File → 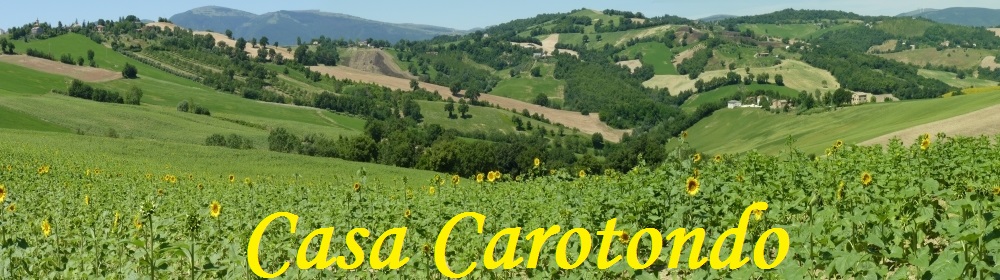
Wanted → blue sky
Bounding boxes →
[4,0,1000,30]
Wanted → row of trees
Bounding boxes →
[66,80,142,105]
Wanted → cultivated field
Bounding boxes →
[680,84,801,111]
[680,89,1000,154]
[981,56,1000,70]
[540,34,578,57]
[308,65,628,141]
[918,69,998,88]
[868,39,899,53]
[0,55,121,82]
[861,103,1000,146]
[619,42,678,75]
[990,28,1000,37]
[340,47,415,79]
[193,31,295,61]
[878,48,995,69]
[615,59,642,72]
[644,60,839,94]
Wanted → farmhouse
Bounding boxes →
[727,100,743,109]
[30,19,42,36]
[852,92,870,105]
[771,99,789,110]
[96,25,105,33]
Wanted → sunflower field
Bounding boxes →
[1,133,999,279]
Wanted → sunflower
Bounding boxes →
[487,171,497,183]
[992,186,1000,196]
[579,170,586,178]
[736,174,744,183]
[681,131,688,139]
[685,177,700,196]
[404,209,412,219]
[861,171,873,186]
[533,158,541,168]
[157,189,165,196]
[84,195,90,206]
[0,183,6,203]
[37,165,50,175]
[134,214,143,230]
[422,243,432,255]
[619,232,630,244]
[476,173,484,183]
[113,211,120,228]
[228,174,235,183]
[825,148,833,157]
[713,155,723,163]
[920,134,931,151]
[353,182,361,192]
[6,203,15,213]
[428,187,436,195]
[209,200,222,218]
[692,168,700,179]
[451,175,460,185]
[834,140,844,149]
[751,204,764,221]
[692,153,702,163]
[197,183,204,190]
[244,177,252,186]
[41,219,52,237]
[495,171,502,181]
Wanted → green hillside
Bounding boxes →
[918,69,998,88]
[619,42,678,75]
[679,90,1000,154]
[681,84,800,111]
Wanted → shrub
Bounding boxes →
[192,105,211,116]
[206,134,253,149]
[205,134,227,147]
[268,127,300,153]
[124,86,143,105]
[176,100,190,112]
[122,63,138,79]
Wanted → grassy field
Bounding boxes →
[739,23,856,40]
[874,19,938,37]
[918,69,998,88]
[0,104,70,133]
[490,77,565,103]
[706,44,787,71]
[679,90,1000,154]
[644,60,839,95]
[879,48,997,69]
[1,35,367,146]
[681,84,801,111]
[619,42,678,75]
[557,25,672,49]
[416,100,572,135]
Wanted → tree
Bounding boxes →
[582,35,590,44]
[259,36,269,48]
[513,116,524,131]
[410,79,419,91]
[591,133,605,149]
[533,93,550,107]
[445,98,455,119]
[268,127,300,153]
[458,99,470,119]
[87,49,95,62]
[296,37,302,46]
[225,29,233,39]
[774,74,784,86]
[121,63,138,79]
[236,38,247,51]
[465,88,481,102]
[251,37,258,48]
[449,82,461,96]
[124,86,143,105]
[530,66,542,77]
[76,56,84,66]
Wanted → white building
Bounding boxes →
[727,100,742,109]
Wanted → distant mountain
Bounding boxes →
[898,7,1000,27]
[170,6,467,45]
[699,15,738,22]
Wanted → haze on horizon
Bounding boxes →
[3,0,1000,31]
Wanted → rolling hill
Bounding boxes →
[170,6,467,44]
[898,7,1000,27]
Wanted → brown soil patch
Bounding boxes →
[308,65,628,142]
[630,18,647,24]
[540,34,579,58]
[981,56,1000,70]
[868,39,898,53]
[861,104,1000,146]
[616,60,642,73]
[194,31,295,61]
[673,44,705,66]
[989,28,1000,37]
[0,55,121,82]
[342,48,414,79]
